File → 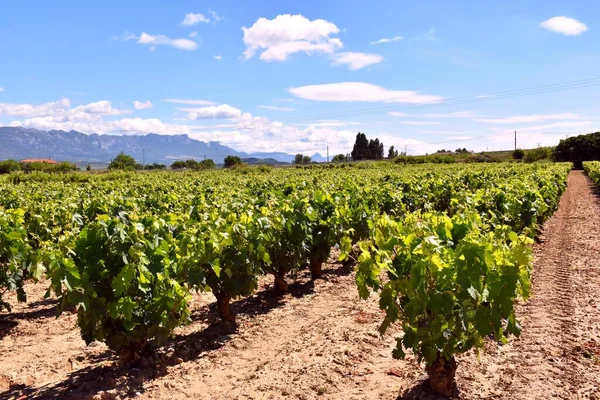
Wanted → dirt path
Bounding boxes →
[1,171,599,400]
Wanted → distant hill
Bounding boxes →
[0,127,320,165]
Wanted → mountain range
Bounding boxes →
[0,127,327,165]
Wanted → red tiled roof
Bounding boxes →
[21,159,59,164]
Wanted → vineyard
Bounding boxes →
[2,161,598,399]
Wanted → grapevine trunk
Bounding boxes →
[425,354,457,398]
[216,293,234,323]
[117,339,148,365]
[309,257,323,280]
[272,267,289,294]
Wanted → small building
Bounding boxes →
[20,158,59,164]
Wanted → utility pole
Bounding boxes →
[142,148,145,166]
[204,154,206,160]
[404,145,407,155]
[327,145,329,163]
[514,130,517,152]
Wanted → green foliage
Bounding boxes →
[223,155,242,167]
[354,163,569,380]
[554,132,600,168]
[22,161,78,173]
[0,161,570,364]
[170,159,215,170]
[584,161,600,184]
[394,154,457,164]
[523,147,553,163]
[351,132,384,160]
[356,213,533,364]
[332,154,346,162]
[513,149,525,160]
[0,160,22,174]
[142,163,167,170]
[0,209,43,312]
[171,160,187,169]
[294,154,312,164]
[109,152,137,171]
[48,213,190,354]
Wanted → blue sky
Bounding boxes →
[1,0,599,155]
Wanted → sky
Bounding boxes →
[1,0,599,156]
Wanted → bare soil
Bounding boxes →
[1,170,599,400]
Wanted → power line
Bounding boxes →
[394,131,589,147]
[279,77,600,122]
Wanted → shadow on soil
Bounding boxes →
[587,177,600,207]
[0,299,58,340]
[397,380,458,400]
[0,261,353,400]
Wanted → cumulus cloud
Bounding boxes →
[0,99,129,118]
[71,100,130,116]
[370,36,403,45]
[475,113,580,124]
[258,105,295,111]
[114,31,198,51]
[289,82,443,103]
[242,14,343,61]
[330,52,384,70]
[133,100,153,110]
[214,55,222,60]
[164,99,215,106]
[0,98,72,118]
[181,13,209,26]
[541,16,588,36]
[185,104,242,120]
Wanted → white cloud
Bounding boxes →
[541,16,588,36]
[0,87,4,92]
[133,100,153,110]
[115,32,198,51]
[186,104,242,120]
[0,99,129,119]
[10,98,588,156]
[501,121,593,132]
[330,52,384,70]
[423,28,439,41]
[305,120,359,127]
[181,13,209,26]
[214,55,222,60]
[258,105,295,111]
[189,31,198,38]
[209,9,224,23]
[389,112,409,117]
[289,82,443,103]
[424,111,475,118]
[397,121,443,125]
[476,113,580,124]
[242,14,343,61]
[0,98,71,118]
[71,100,129,116]
[370,36,403,45]
[165,99,215,106]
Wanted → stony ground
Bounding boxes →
[1,170,599,400]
